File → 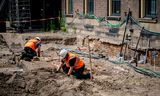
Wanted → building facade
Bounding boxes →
[62,0,160,21]
[62,0,160,31]
[61,0,160,64]
[61,0,160,49]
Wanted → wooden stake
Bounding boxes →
[87,36,92,78]
[124,43,128,60]
[133,27,144,66]
[120,8,130,56]
[126,42,129,60]
[154,57,156,71]
[144,38,150,64]
[153,49,157,71]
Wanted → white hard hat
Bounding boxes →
[59,49,68,59]
[35,37,41,41]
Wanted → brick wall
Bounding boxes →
[74,0,83,14]
[94,0,107,17]
[63,0,160,34]
[61,0,84,15]
[121,0,140,20]
[62,0,160,22]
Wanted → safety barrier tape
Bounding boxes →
[0,17,60,23]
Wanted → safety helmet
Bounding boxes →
[59,49,68,59]
[35,37,41,41]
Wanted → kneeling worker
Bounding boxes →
[57,49,93,79]
[21,37,41,61]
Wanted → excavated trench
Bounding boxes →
[0,33,160,96]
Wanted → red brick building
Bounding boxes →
[62,0,160,31]
[61,0,160,64]
[62,0,160,21]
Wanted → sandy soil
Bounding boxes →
[0,32,160,96]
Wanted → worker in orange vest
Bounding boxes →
[57,49,93,79]
[21,37,41,61]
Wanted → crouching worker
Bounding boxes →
[56,49,93,79]
[21,37,41,61]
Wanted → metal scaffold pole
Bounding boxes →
[0,0,5,12]
[42,0,45,31]
[15,0,20,29]
[9,0,31,30]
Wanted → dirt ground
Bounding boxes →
[0,32,160,96]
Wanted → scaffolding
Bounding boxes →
[9,0,31,30]
[0,0,5,12]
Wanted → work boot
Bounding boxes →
[90,73,93,80]
[32,57,40,61]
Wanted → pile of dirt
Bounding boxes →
[0,59,160,96]
[0,34,8,49]
[0,72,26,96]
[0,34,14,68]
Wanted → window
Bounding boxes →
[112,0,121,16]
[140,0,157,18]
[145,0,156,17]
[87,0,94,14]
[83,0,94,14]
[109,0,121,16]
[66,0,73,15]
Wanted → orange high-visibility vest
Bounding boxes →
[25,39,39,51]
[64,52,84,69]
